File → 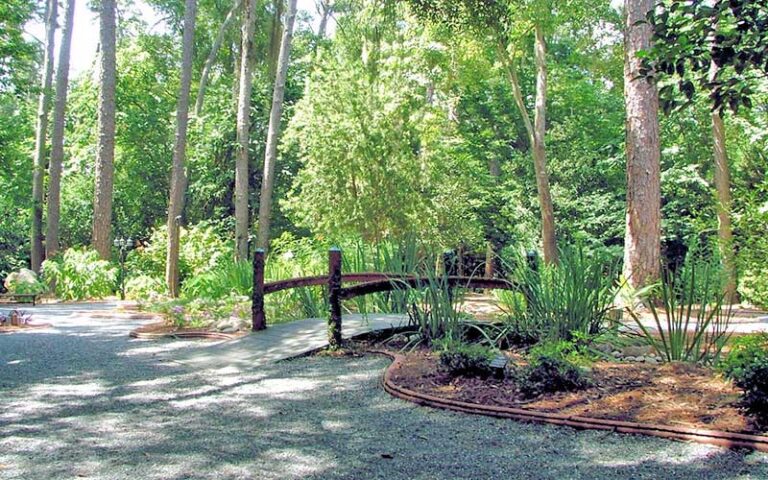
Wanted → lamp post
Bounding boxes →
[114,237,134,300]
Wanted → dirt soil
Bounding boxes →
[388,350,767,436]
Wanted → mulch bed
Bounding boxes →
[388,350,766,436]
[129,321,248,340]
[0,323,53,334]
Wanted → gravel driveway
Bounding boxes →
[1,308,767,479]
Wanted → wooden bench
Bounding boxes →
[0,293,40,306]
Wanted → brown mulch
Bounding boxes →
[388,350,766,436]
[129,321,248,340]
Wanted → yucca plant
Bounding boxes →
[627,260,732,365]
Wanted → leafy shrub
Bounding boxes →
[719,334,768,380]
[517,355,592,399]
[527,337,596,367]
[436,339,497,378]
[3,268,47,295]
[125,274,167,300]
[127,222,229,284]
[730,357,768,424]
[42,248,117,301]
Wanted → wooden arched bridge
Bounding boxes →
[251,247,517,348]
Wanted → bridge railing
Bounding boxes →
[252,247,517,348]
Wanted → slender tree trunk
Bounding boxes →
[711,109,737,302]
[165,0,197,297]
[255,0,297,250]
[267,0,285,81]
[317,0,331,39]
[46,0,76,260]
[497,27,557,265]
[195,0,242,117]
[234,0,258,261]
[622,0,661,288]
[30,0,57,272]
[533,24,557,264]
[92,0,117,260]
[485,158,501,279]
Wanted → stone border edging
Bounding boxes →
[375,351,768,453]
[129,322,240,341]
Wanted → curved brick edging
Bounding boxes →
[375,351,768,453]
[129,322,240,341]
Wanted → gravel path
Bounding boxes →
[1,311,768,479]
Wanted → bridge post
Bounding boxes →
[328,247,343,349]
[252,248,266,331]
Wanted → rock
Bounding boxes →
[644,356,659,364]
[611,351,622,357]
[621,345,654,357]
[594,343,613,354]
[221,326,239,334]
[624,356,637,362]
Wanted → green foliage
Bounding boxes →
[719,334,768,380]
[125,274,167,300]
[127,222,229,284]
[627,258,732,365]
[42,248,117,301]
[436,339,497,378]
[3,269,47,295]
[516,354,592,399]
[182,260,252,299]
[500,245,618,345]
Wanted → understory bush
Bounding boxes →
[436,339,497,378]
[42,248,117,300]
[516,355,592,399]
[719,334,768,422]
[3,269,47,295]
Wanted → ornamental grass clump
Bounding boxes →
[627,259,732,365]
[498,245,617,346]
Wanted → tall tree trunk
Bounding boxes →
[533,24,557,265]
[92,0,117,260]
[622,0,661,288]
[165,0,197,297]
[317,0,331,39]
[234,0,258,261]
[255,0,297,250]
[496,26,557,265]
[46,0,76,260]
[195,0,242,117]
[711,109,737,302]
[30,0,57,272]
[267,0,285,81]
[485,158,501,279]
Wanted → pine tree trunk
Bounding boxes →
[166,0,198,297]
[234,0,257,261]
[30,0,57,272]
[711,110,737,303]
[255,0,297,250]
[317,0,331,39]
[533,24,558,265]
[622,0,661,288]
[46,0,76,260]
[92,0,117,260]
